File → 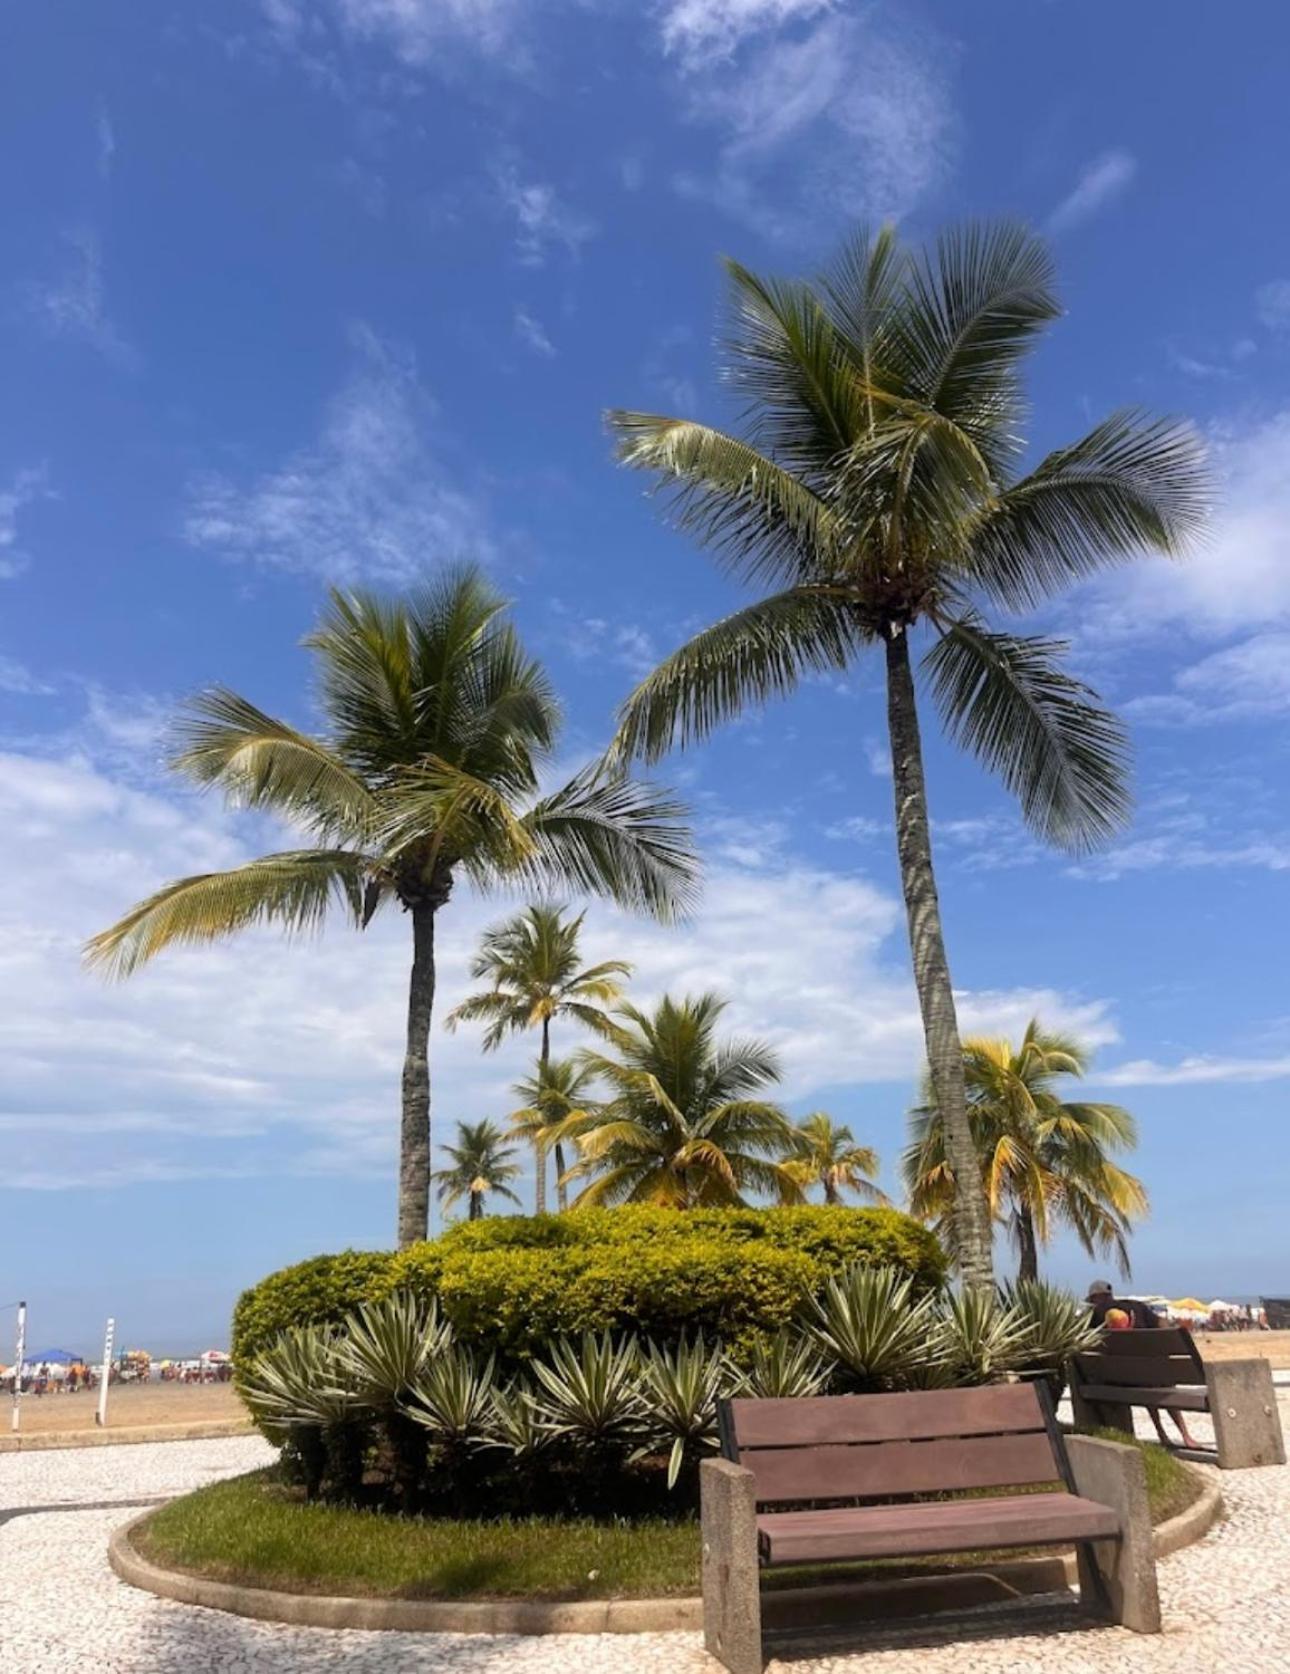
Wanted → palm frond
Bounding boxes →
[84,849,372,978]
[925,617,1131,852]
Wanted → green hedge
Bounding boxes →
[232,1206,945,1371]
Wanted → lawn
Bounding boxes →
[136,1438,1202,1604]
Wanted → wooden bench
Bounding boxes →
[1071,1328,1285,1470]
[700,1384,1159,1673]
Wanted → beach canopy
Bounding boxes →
[25,1348,79,1365]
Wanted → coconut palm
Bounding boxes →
[509,1056,602,1214]
[789,1111,889,1206]
[559,992,804,1208]
[604,224,1206,1285]
[85,568,696,1247]
[433,1118,523,1221]
[903,1019,1148,1282]
[447,904,629,1210]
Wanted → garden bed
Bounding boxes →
[133,1439,1204,1605]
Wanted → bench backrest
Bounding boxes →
[718,1384,1066,1510]
[1072,1327,1205,1392]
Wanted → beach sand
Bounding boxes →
[6,1378,248,1437]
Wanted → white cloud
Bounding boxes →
[266,0,524,65]
[561,614,659,677]
[675,10,954,239]
[96,104,116,179]
[184,325,488,583]
[0,466,50,580]
[513,305,556,357]
[25,230,138,370]
[0,731,1117,1194]
[1096,1054,1290,1088]
[0,656,54,696]
[659,0,833,68]
[495,163,596,266]
[1046,149,1136,234]
[1126,633,1290,725]
[1255,279,1290,333]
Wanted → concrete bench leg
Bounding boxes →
[1067,1434,1161,1633]
[1205,1358,1287,1469]
[700,1458,763,1674]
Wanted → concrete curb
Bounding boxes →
[108,1465,1223,1638]
[0,1420,254,1454]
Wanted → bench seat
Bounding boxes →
[1077,1382,1209,1412]
[757,1490,1121,1565]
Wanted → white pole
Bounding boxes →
[10,1300,26,1433]
[96,1317,115,1428]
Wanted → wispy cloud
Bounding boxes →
[659,0,834,69]
[513,305,556,357]
[1125,632,1290,726]
[25,231,138,370]
[96,104,116,179]
[495,161,596,266]
[1255,279,1290,333]
[1096,1054,1290,1087]
[0,466,51,580]
[1047,149,1136,234]
[184,324,488,583]
[0,656,54,696]
[265,0,526,66]
[674,9,955,240]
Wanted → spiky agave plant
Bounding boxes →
[1002,1277,1102,1390]
[738,1328,833,1400]
[805,1264,941,1391]
[531,1331,643,1448]
[635,1334,729,1489]
[932,1287,1034,1386]
[335,1291,450,1509]
[486,1379,554,1462]
[403,1344,498,1511]
[240,1325,364,1499]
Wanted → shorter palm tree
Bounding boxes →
[433,1119,523,1222]
[509,1057,601,1214]
[559,993,804,1208]
[904,1019,1147,1281]
[788,1112,889,1206]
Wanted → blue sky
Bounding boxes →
[3,1,1289,1353]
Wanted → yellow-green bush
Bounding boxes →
[232,1205,944,1375]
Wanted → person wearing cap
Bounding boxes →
[1086,1280,1200,1449]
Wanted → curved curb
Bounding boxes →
[0,1420,254,1454]
[109,1465,1222,1638]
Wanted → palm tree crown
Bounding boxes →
[447,903,629,1213]
[605,223,1206,1284]
[508,1055,601,1216]
[903,1018,1147,1281]
[86,567,696,1246]
[559,992,804,1209]
[789,1112,889,1207]
[432,1118,522,1221]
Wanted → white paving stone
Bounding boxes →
[0,1397,1287,1673]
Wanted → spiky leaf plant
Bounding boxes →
[738,1328,833,1400]
[932,1287,1034,1386]
[530,1331,643,1448]
[636,1334,729,1489]
[805,1263,940,1390]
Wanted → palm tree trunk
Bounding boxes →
[543,1016,569,1213]
[824,1176,840,1207]
[397,901,437,1249]
[884,624,994,1290]
[1015,1207,1039,1283]
[470,1190,482,1221]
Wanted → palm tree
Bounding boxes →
[85,568,696,1248]
[446,904,629,1210]
[559,992,804,1208]
[903,1018,1148,1282]
[509,1056,601,1215]
[604,224,1206,1287]
[789,1111,889,1207]
[432,1118,522,1221]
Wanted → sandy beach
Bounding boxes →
[5,1379,249,1438]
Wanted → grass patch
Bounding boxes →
[138,1436,1203,1604]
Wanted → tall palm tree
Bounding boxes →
[558,992,804,1208]
[789,1111,889,1207]
[85,568,696,1248]
[604,223,1206,1286]
[509,1056,601,1215]
[432,1118,522,1221]
[903,1018,1148,1281]
[446,903,629,1209]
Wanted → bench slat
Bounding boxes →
[1074,1353,1200,1388]
[757,1491,1120,1565]
[726,1384,1044,1450]
[1097,1328,1195,1358]
[1077,1383,1209,1412]
[740,1429,1059,1505]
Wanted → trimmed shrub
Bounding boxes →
[232,1206,945,1377]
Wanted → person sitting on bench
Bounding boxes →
[1087,1280,1200,1450]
